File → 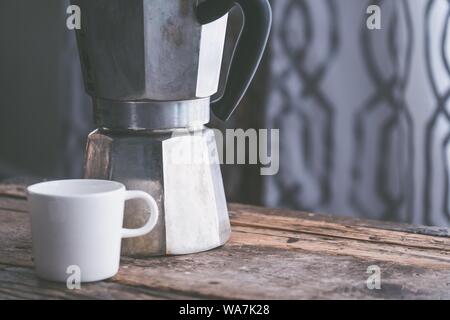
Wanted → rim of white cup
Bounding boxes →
[27,179,125,198]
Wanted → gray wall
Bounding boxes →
[0,0,91,179]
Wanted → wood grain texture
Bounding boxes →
[0,184,27,199]
[1,183,450,300]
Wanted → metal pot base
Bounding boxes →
[84,127,231,256]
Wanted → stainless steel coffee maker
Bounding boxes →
[72,0,272,256]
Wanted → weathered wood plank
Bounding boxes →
[3,202,450,270]
[230,210,450,252]
[1,182,450,299]
[114,247,450,300]
[1,200,450,299]
[0,184,27,199]
[230,204,450,237]
[231,226,450,270]
[0,209,33,267]
[2,182,448,237]
[3,247,449,300]
[0,196,27,213]
[0,264,204,300]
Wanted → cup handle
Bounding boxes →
[121,191,159,239]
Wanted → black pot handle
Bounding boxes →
[196,0,272,121]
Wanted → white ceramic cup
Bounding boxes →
[27,179,159,283]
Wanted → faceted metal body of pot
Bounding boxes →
[73,0,228,102]
[84,127,231,256]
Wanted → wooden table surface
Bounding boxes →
[1,181,450,300]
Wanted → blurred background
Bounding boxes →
[1,0,450,227]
